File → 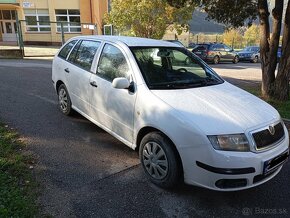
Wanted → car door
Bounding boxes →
[89,42,136,143]
[216,44,226,61]
[224,45,235,61]
[65,40,101,114]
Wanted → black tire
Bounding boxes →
[139,132,182,188]
[233,55,239,64]
[251,56,258,63]
[57,84,73,116]
[213,55,220,64]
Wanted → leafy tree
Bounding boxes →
[167,0,290,101]
[104,0,196,39]
[244,24,260,46]
[222,29,243,48]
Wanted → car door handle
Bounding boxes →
[64,68,70,73]
[90,81,98,88]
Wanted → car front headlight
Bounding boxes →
[207,134,250,152]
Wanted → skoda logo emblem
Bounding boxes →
[269,125,275,135]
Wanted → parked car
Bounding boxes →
[52,36,289,191]
[165,40,185,47]
[192,43,239,64]
[277,46,282,61]
[188,42,196,48]
[238,46,260,63]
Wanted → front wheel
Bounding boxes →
[233,55,239,64]
[139,132,182,188]
[58,84,73,116]
[213,55,220,64]
[251,56,258,63]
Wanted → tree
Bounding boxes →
[167,0,290,101]
[222,29,243,49]
[244,24,260,46]
[104,0,196,39]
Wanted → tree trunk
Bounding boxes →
[274,1,290,101]
[258,0,272,98]
[259,0,284,99]
[268,0,283,83]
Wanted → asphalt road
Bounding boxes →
[0,59,289,218]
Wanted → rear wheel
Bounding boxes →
[139,132,182,188]
[58,84,73,116]
[233,55,239,64]
[213,55,220,64]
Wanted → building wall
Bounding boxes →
[80,0,93,35]
[1,0,108,44]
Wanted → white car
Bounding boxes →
[52,36,289,191]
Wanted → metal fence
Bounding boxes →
[190,33,259,49]
[16,20,97,57]
[7,21,260,58]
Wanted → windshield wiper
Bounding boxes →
[149,80,207,89]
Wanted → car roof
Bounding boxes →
[70,35,182,47]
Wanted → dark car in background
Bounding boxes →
[238,46,260,63]
[188,42,196,48]
[192,43,239,64]
[277,46,282,61]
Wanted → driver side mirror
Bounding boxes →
[112,77,130,89]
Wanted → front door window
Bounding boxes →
[97,44,131,82]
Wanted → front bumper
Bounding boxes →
[179,127,289,191]
[238,55,254,61]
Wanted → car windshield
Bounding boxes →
[243,47,259,52]
[131,47,224,90]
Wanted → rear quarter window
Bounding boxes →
[58,40,77,59]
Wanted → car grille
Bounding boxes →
[252,123,285,150]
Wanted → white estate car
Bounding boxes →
[52,36,289,191]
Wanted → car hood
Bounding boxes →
[150,82,280,135]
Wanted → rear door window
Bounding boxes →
[68,40,101,71]
[58,40,77,59]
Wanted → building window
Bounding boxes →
[24,9,51,32]
[55,10,81,33]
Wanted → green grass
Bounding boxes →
[0,124,38,217]
[241,86,290,119]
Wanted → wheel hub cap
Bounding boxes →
[142,142,168,180]
[59,89,68,111]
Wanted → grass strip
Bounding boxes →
[0,124,38,217]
